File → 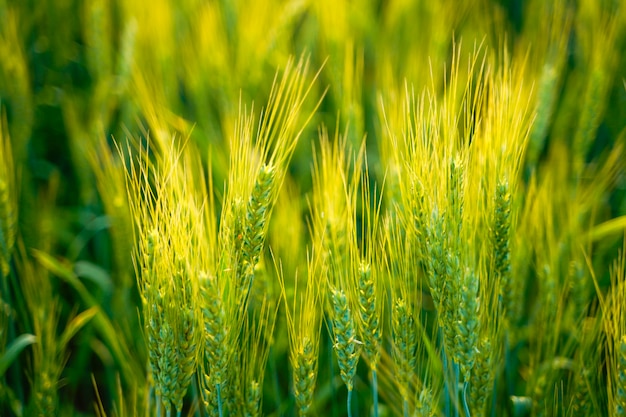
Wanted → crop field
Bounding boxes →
[1,0,626,416]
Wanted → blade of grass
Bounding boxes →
[31,249,142,386]
[0,333,36,377]
[59,307,98,350]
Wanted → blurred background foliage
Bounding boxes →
[0,0,625,416]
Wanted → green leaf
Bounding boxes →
[0,333,37,377]
[74,260,113,295]
[59,307,98,350]
[32,249,143,386]
[587,216,626,242]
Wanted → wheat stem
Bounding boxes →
[372,369,379,417]
[156,395,161,417]
[216,383,223,417]
[347,388,354,417]
[463,382,471,417]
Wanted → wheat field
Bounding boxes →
[1,0,626,416]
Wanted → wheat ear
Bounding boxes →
[392,297,417,416]
[239,164,275,296]
[293,336,317,416]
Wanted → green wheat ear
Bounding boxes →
[456,268,480,382]
[245,379,261,417]
[357,262,381,369]
[200,272,229,408]
[492,181,517,323]
[172,259,200,414]
[293,336,317,416]
[469,336,495,417]
[414,387,436,417]
[392,297,417,403]
[240,163,275,293]
[331,288,361,392]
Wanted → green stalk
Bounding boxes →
[329,335,337,417]
[463,382,471,417]
[454,362,460,417]
[441,331,451,417]
[348,389,353,417]
[217,382,224,417]
[372,369,379,417]
[491,374,498,417]
[193,373,204,417]
[403,398,409,417]
[156,394,161,417]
